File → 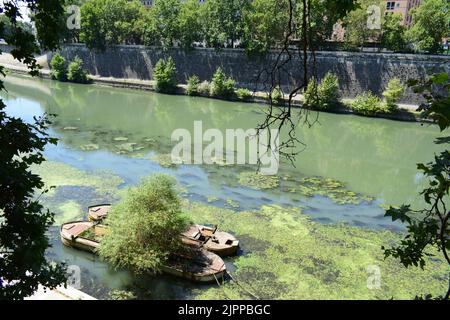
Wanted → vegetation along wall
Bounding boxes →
[52,44,449,103]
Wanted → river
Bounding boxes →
[2,74,447,299]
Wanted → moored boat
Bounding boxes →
[181,225,239,257]
[60,221,226,283]
[60,221,100,253]
[87,204,239,256]
[88,204,111,222]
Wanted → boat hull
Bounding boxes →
[60,221,226,283]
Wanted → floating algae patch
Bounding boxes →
[226,198,240,209]
[52,200,83,226]
[238,172,280,190]
[184,202,448,300]
[31,161,124,197]
[281,175,374,205]
[150,153,178,168]
[80,144,100,151]
[31,161,124,225]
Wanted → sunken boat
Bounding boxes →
[87,204,239,256]
[60,221,226,283]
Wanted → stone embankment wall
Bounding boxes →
[2,43,448,103]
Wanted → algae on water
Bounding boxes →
[238,171,280,190]
[185,202,447,300]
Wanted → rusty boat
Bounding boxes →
[87,204,239,256]
[60,221,226,283]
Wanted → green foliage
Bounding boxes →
[409,72,450,131]
[381,13,407,52]
[305,73,340,110]
[80,0,148,51]
[210,67,235,98]
[177,0,202,49]
[0,0,67,300]
[406,0,450,54]
[201,0,249,49]
[382,78,404,112]
[50,53,67,81]
[350,92,385,116]
[186,75,200,96]
[271,86,283,104]
[153,57,178,94]
[242,0,290,56]
[236,88,252,101]
[198,81,211,96]
[67,56,89,84]
[149,0,181,48]
[383,73,450,299]
[342,0,382,49]
[98,174,190,274]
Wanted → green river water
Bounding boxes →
[2,74,448,299]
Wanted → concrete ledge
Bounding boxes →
[25,285,96,300]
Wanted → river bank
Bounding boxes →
[1,61,426,123]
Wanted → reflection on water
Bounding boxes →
[2,74,446,299]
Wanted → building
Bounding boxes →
[385,0,422,27]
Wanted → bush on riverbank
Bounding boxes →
[271,86,283,104]
[98,174,190,274]
[305,73,340,110]
[67,56,89,84]
[210,68,235,98]
[50,54,67,81]
[154,57,178,94]
[382,78,405,112]
[350,92,386,115]
[198,80,211,96]
[186,75,200,96]
[236,88,252,101]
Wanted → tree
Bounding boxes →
[98,175,190,274]
[67,56,89,83]
[241,0,290,56]
[382,73,450,299]
[406,0,450,54]
[50,53,67,81]
[177,0,202,50]
[382,78,404,111]
[255,0,357,162]
[0,1,66,299]
[201,0,250,49]
[304,72,340,110]
[149,0,181,48]
[210,67,235,98]
[342,0,384,50]
[80,0,147,51]
[381,13,406,52]
[153,57,178,93]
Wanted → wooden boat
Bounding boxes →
[60,221,100,253]
[181,225,239,257]
[88,204,111,222]
[60,221,226,283]
[87,204,239,256]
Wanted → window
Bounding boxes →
[386,1,396,10]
